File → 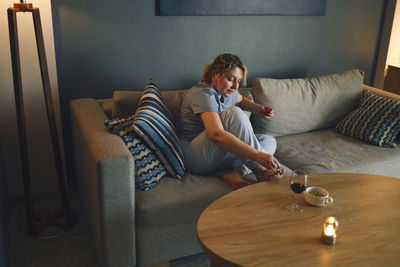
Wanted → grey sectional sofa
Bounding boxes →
[70,70,400,267]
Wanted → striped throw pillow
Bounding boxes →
[335,91,400,148]
[132,81,185,178]
[105,117,167,191]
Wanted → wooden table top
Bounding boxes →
[197,173,400,267]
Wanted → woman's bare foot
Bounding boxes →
[221,167,250,189]
[254,166,285,182]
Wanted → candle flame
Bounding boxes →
[324,225,335,236]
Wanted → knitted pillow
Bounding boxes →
[335,91,400,148]
[105,117,167,191]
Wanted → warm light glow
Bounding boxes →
[321,216,339,245]
[324,225,335,236]
[327,217,336,224]
[322,216,338,236]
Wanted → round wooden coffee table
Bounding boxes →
[197,173,400,266]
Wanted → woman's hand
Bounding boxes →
[256,151,281,170]
[236,95,274,119]
[259,106,274,119]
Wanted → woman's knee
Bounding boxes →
[256,134,277,155]
[220,106,249,126]
[220,106,256,140]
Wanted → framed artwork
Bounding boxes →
[159,0,327,16]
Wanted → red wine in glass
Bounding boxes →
[290,183,306,194]
[287,170,308,212]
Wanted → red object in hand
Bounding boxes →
[264,107,273,117]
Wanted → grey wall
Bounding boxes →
[51,0,386,179]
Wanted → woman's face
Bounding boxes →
[212,67,243,98]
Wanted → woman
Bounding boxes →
[177,53,284,189]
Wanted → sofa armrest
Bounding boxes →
[363,85,400,101]
[70,98,136,267]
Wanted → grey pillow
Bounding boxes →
[251,69,364,137]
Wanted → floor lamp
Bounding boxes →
[7,0,73,236]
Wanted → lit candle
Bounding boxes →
[324,224,334,236]
[321,216,338,245]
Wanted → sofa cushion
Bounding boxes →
[251,69,364,137]
[275,129,400,178]
[104,116,167,190]
[135,162,292,228]
[335,91,400,148]
[112,91,142,119]
[135,173,232,228]
[158,90,188,122]
[132,81,185,178]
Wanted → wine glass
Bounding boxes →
[287,169,307,212]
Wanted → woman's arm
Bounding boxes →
[200,111,279,170]
[236,94,274,118]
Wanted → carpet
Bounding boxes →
[7,193,210,267]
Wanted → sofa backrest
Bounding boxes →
[97,71,397,138]
[110,87,253,121]
[250,69,365,137]
[111,90,188,120]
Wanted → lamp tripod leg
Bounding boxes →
[7,8,36,236]
[32,8,73,231]
[8,6,74,236]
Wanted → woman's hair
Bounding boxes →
[201,53,247,87]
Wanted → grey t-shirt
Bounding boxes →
[177,82,238,142]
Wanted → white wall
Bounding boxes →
[387,1,400,67]
[0,0,65,197]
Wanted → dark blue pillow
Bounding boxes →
[335,91,400,148]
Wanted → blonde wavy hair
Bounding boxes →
[201,53,247,87]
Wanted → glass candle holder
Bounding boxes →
[321,216,339,245]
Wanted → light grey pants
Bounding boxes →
[182,106,277,176]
